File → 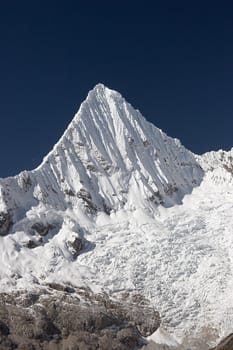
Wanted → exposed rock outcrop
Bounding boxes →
[68,237,84,258]
[31,222,54,236]
[77,189,97,214]
[0,288,159,349]
[0,211,11,236]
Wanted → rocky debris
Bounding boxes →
[0,288,156,349]
[0,211,12,236]
[210,333,233,350]
[95,292,160,338]
[31,222,55,236]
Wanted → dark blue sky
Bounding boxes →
[0,1,232,177]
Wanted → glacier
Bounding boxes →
[0,83,233,346]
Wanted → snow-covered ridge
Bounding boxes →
[0,84,233,347]
[0,84,203,226]
[196,148,233,186]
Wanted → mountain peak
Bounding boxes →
[31,84,203,217]
[1,86,232,345]
[92,82,108,92]
[88,83,106,98]
[71,83,129,132]
[91,83,119,95]
[85,83,124,107]
[0,84,203,224]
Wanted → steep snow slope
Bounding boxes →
[0,84,203,221]
[0,84,232,345]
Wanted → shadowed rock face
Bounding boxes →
[68,237,84,258]
[0,211,11,236]
[31,222,55,236]
[0,288,160,350]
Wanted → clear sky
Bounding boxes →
[0,1,232,177]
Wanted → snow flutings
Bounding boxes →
[0,84,233,346]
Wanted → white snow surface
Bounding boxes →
[0,84,233,345]
[148,327,180,347]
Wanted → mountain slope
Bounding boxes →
[0,84,203,224]
[0,84,232,346]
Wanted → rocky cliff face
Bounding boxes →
[0,287,160,350]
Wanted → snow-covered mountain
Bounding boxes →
[0,84,232,347]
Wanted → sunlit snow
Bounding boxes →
[0,84,233,345]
